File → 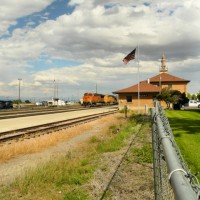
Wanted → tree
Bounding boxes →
[197,92,200,101]
[187,92,191,100]
[191,94,197,100]
[179,92,189,104]
[25,100,31,103]
[156,87,188,109]
[156,88,173,108]
[13,99,22,104]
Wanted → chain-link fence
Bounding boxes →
[151,101,200,200]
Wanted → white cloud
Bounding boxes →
[0,0,54,35]
[68,0,86,6]
[0,0,200,100]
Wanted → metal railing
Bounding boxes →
[151,101,200,200]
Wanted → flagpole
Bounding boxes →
[122,47,138,112]
[137,45,140,114]
[159,76,162,94]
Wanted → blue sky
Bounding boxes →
[0,0,200,101]
[7,0,74,34]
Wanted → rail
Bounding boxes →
[0,110,117,144]
[151,101,200,200]
[0,105,118,120]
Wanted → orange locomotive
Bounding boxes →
[82,92,117,106]
[82,92,105,106]
[104,95,117,105]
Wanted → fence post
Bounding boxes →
[151,108,160,200]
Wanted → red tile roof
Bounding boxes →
[150,73,190,83]
[113,72,190,94]
[113,80,160,94]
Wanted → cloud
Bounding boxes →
[0,0,54,36]
[0,0,200,101]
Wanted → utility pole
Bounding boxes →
[53,79,56,100]
[18,78,22,109]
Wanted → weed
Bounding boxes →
[63,188,90,200]
[132,144,152,164]
[89,136,101,143]
[96,129,131,153]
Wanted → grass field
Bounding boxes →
[165,109,200,179]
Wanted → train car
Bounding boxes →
[104,95,117,105]
[82,92,105,106]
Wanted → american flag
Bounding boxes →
[123,48,136,64]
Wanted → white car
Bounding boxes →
[35,102,42,106]
[188,100,200,108]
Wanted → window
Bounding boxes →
[126,96,132,102]
[141,94,148,97]
[168,84,172,89]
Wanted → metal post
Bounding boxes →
[159,75,162,94]
[151,108,160,200]
[53,79,56,100]
[137,45,140,114]
[18,78,22,108]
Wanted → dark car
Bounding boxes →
[0,101,6,109]
[5,101,13,109]
[0,100,13,109]
[42,101,48,106]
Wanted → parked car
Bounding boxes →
[42,101,48,106]
[0,100,13,109]
[0,101,5,109]
[35,102,42,106]
[188,100,200,108]
[5,101,13,108]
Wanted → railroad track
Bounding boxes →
[0,105,118,120]
[0,110,118,144]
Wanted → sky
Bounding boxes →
[0,0,199,102]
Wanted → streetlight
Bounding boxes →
[18,78,22,108]
[53,79,56,100]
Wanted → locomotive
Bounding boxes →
[82,92,117,106]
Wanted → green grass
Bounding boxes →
[165,109,200,178]
[63,189,89,200]
[132,144,152,164]
[96,126,134,153]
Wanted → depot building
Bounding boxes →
[113,54,190,112]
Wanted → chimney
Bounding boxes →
[147,78,150,84]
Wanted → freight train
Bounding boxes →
[81,92,117,107]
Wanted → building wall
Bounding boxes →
[118,93,155,113]
[156,82,187,93]
[171,83,187,93]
